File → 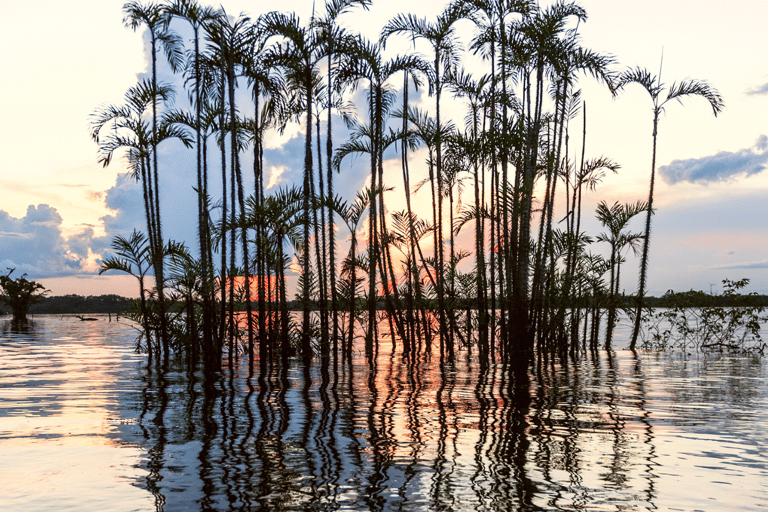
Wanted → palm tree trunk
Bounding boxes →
[228,61,255,367]
[434,49,450,360]
[147,31,169,362]
[302,72,314,363]
[499,18,512,349]
[630,110,659,350]
[191,24,213,366]
[347,235,358,362]
[366,89,378,355]
[326,52,339,354]
[219,84,228,352]
[315,114,329,358]
[254,85,268,375]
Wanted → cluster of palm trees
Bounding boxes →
[91,0,722,371]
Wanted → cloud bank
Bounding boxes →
[0,205,93,279]
[659,135,768,184]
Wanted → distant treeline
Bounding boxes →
[2,291,765,317]
[0,294,134,315]
[644,290,768,308]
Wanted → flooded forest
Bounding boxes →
[90,0,729,378]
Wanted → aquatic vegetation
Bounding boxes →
[92,0,734,372]
[642,278,767,355]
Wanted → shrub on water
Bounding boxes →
[642,278,767,355]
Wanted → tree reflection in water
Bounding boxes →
[133,344,660,511]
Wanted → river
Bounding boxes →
[1,315,767,511]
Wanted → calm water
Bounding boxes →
[1,315,767,511]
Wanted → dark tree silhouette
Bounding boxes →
[0,270,49,322]
[617,65,723,350]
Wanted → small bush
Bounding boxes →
[642,279,767,354]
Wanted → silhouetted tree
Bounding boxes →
[617,65,723,349]
[0,269,48,322]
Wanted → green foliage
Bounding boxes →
[0,269,49,322]
[642,279,767,355]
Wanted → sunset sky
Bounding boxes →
[1,0,767,297]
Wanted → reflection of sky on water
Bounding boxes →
[1,316,767,510]
[0,316,154,511]
[1,443,152,512]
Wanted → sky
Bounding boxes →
[1,0,767,298]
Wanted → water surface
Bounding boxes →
[1,315,767,511]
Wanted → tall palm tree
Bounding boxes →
[542,45,613,275]
[91,80,192,361]
[260,10,323,362]
[312,0,371,353]
[447,70,491,349]
[162,101,223,361]
[99,230,155,361]
[380,1,470,360]
[394,69,431,352]
[617,65,723,349]
[205,10,257,363]
[469,0,531,345]
[123,1,184,358]
[91,80,170,239]
[506,1,588,345]
[242,33,286,368]
[162,0,221,368]
[336,35,429,352]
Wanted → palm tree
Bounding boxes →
[162,101,224,358]
[91,80,192,361]
[617,65,723,349]
[531,33,614,338]
[333,120,408,354]
[397,105,446,287]
[394,69,432,353]
[505,1,588,345]
[241,35,286,368]
[123,1,184,358]
[205,10,258,363]
[447,69,491,348]
[468,0,531,345]
[312,0,372,348]
[381,1,471,360]
[100,230,152,350]
[241,186,304,367]
[162,0,221,368]
[260,10,324,363]
[335,35,429,352]
[578,251,610,348]
[164,241,206,360]
[595,200,646,348]
[324,188,377,360]
[398,106,454,354]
